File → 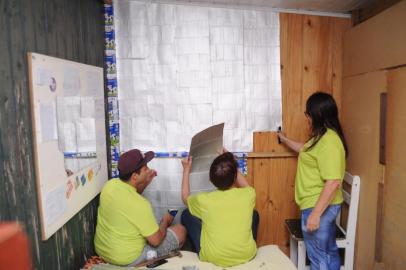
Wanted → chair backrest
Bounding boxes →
[336,172,361,242]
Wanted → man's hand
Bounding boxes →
[181,156,192,174]
[148,213,173,247]
[161,213,174,226]
[146,169,157,184]
[306,211,321,232]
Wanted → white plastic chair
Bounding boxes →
[286,172,361,270]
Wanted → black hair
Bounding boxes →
[209,152,238,190]
[119,167,142,182]
[305,92,348,156]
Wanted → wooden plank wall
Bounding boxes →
[247,133,297,253]
[280,13,350,142]
[343,0,406,77]
[351,0,401,26]
[0,0,104,269]
[247,13,350,253]
[341,71,386,270]
[342,2,406,269]
[382,68,406,270]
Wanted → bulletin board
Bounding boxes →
[27,52,108,240]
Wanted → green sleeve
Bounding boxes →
[132,201,159,237]
[317,136,345,181]
[187,193,204,219]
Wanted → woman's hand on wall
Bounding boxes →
[181,156,193,206]
[277,131,304,153]
[181,156,193,174]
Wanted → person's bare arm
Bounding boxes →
[306,179,341,231]
[235,170,249,188]
[181,156,192,206]
[146,213,173,247]
[277,132,304,153]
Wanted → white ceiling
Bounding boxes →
[152,0,375,16]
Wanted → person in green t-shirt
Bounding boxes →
[94,149,186,266]
[180,151,259,267]
[277,92,348,270]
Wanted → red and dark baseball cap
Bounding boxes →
[118,149,154,176]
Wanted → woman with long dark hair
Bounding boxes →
[278,92,347,270]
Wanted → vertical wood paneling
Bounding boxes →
[330,18,348,111]
[249,13,350,254]
[342,71,386,270]
[280,13,349,142]
[250,132,297,253]
[343,0,406,77]
[302,15,332,102]
[32,1,47,53]
[382,67,406,270]
[267,158,297,252]
[342,4,406,269]
[280,14,305,141]
[0,0,11,224]
[252,157,271,246]
[351,0,401,25]
[0,0,104,269]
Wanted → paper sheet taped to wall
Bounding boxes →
[189,123,224,193]
[115,1,282,152]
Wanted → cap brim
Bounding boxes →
[136,151,154,170]
[144,151,154,163]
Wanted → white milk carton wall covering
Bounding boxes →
[113,0,281,219]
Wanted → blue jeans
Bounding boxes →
[181,209,259,254]
[301,204,341,270]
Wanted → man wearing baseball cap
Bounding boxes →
[94,149,186,266]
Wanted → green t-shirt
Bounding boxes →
[295,128,345,210]
[187,187,257,267]
[94,179,159,265]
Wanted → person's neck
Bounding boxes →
[135,180,149,194]
[130,178,146,194]
[123,178,137,190]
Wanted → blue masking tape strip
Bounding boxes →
[64,152,97,158]
[152,151,247,174]
[153,152,189,158]
[104,3,119,178]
